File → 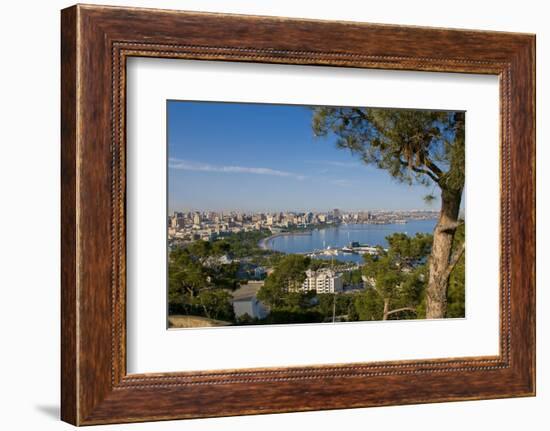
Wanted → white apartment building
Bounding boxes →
[300,269,343,294]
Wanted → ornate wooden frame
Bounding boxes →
[61,4,535,425]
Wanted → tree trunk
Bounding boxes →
[426,187,462,319]
[382,298,390,321]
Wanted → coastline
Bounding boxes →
[258,219,438,252]
[258,231,312,250]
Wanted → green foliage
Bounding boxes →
[342,269,363,285]
[447,222,465,318]
[263,308,324,325]
[185,240,212,260]
[168,249,210,301]
[309,259,330,270]
[218,229,273,259]
[257,254,311,308]
[168,231,275,321]
[235,313,255,325]
[423,194,437,205]
[212,261,241,290]
[315,293,355,319]
[211,240,231,256]
[316,293,336,317]
[386,232,432,264]
[256,255,359,324]
[284,290,316,309]
[416,298,427,319]
[312,107,465,191]
[363,257,403,300]
[196,289,235,321]
[399,266,427,305]
[359,232,432,319]
[353,289,385,321]
[414,223,465,319]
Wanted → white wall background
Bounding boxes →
[0,0,546,429]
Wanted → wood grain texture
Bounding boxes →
[60,4,536,425]
[60,5,78,425]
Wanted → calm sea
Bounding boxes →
[265,220,437,263]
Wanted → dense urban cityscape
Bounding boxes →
[168,209,439,244]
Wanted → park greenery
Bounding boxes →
[168,230,278,316]
[168,226,465,327]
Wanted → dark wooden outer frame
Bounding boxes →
[61,4,535,426]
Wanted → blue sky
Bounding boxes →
[167,101,442,213]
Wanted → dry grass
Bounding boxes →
[168,315,232,329]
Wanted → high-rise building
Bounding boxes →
[170,215,178,228]
[296,269,343,294]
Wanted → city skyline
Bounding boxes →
[168,208,440,254]
[168,101,447,213]
[169,208,441,214]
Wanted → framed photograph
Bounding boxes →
[61,4,535,425]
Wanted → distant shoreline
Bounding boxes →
[258,219,438,252]
[258,231,312,250]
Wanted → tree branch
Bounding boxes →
[397,158,440,183]
[424,157,444,178]
[184,285,195,297]
[412,165,440,183]
[351,107,369,121]
[444,241,465,280]
[436,221,461,233]
[385,307,417,317]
